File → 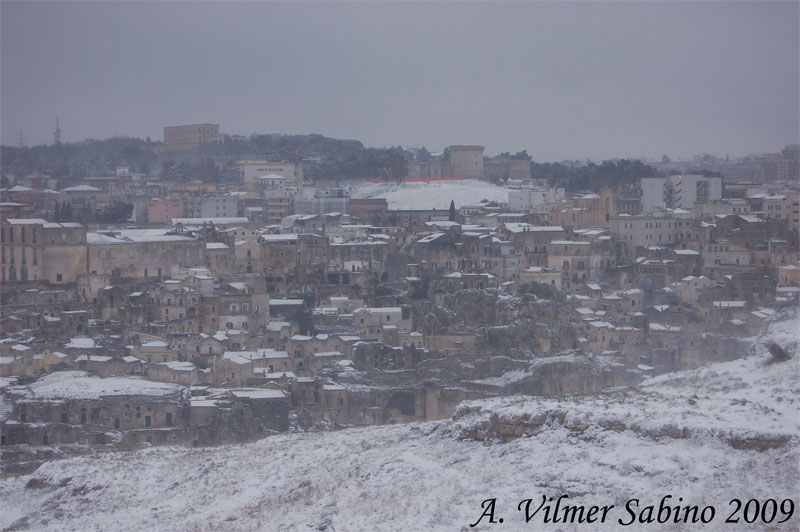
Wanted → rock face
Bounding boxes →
[504,353,640,396]
[450,404,794,453]
[441,313,800,456]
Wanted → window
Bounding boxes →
[145,416,151,427]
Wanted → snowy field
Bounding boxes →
[1,311,798,531]
[348,179,509,210]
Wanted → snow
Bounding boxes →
[171,217,249,225]
[141,340,168,348]
[417,232,445,243]
[713,301,747,308]
[230,389,286,399]
[350,179,509,210]
[5,217,48,224]
[74,355,112,362]
[6,371,184,401]
[158,361,196,371]
[1,312,798,531]
[64,337,96,349]
[60,184,100,192]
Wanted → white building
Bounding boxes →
[610,211,696,256]
[640,175,722,214]
[238,160,303,186]
[507,187,565,211]
[640,177,667,214]
[353,307,412,339]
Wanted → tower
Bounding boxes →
[54,118,61,145]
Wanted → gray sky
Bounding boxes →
[1,1,798,161]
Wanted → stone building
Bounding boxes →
[0,219,87,283]
[163,123,220,150]
[449,145,484,178]
[2,371,189,447]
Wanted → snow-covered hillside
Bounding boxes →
[2,311,798,532]
[348,179,509,210]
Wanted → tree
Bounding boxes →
[92,201,133,224]
[197,158,221,183]
[61,201,73,221]
[449,199,456,221]
[290,308,316,336]
[697,169,723,177]
[54,202,61,222]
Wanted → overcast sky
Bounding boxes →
[1,1,798,161]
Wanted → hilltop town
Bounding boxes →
[1,127,798,470]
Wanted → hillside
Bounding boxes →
[0,134,408,186]
[1,311,797,532]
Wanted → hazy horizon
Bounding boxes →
[2,1,798,161]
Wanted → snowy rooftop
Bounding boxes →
[350,178,509,210]
[61,184,101,192]
[713,301,747,308]
[172,217,249,225]
[230,389,286,399]
[65,338,96,349]
[504,223,564,234]
[141,340,169,348]
[8,371,183,401]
